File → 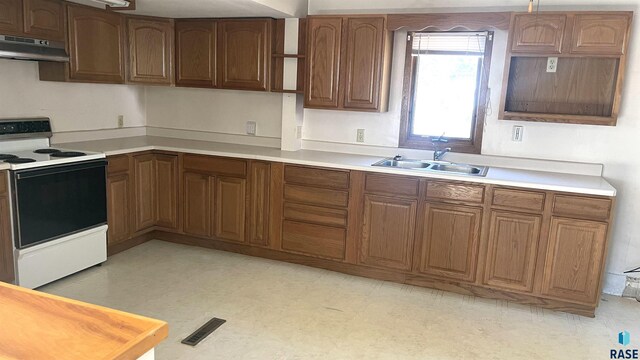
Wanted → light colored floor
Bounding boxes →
[41,240,640,360]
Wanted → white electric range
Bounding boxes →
[0,118,108,289]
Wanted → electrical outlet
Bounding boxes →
[117,115,124,128]
[246,121,257,136]
[356,129,365,143]
[296,126,302,140]
[546,57,558,73]
[512,125,524,142]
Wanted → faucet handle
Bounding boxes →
[393,155,403,161]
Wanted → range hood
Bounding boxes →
[0,35,69,62]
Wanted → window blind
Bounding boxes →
[411,32,488,54]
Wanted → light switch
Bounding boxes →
[512,125,524,142]
[246,121,257,136]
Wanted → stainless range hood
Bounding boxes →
[0,35,69,62]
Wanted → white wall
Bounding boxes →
[0,59,146,133]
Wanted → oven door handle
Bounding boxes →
[14,160,108,180]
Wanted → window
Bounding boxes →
[399,31,494,154]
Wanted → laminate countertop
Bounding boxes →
[59,136,617,196]
[0,282,168,360]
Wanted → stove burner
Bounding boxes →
[5,158,36,164]
[34,148,61,154]
[50,151,86,158]
[0,154,18,160]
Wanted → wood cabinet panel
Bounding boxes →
[364,174,419,198]
[305,17,342,108]
[155,154,178,229]
[360,195,417,271]
[133,154,155,232]
[284,184,349,208]
[218,19,270,91]
[127,17,174,85]
[416,203,482,282]
[248,162,270,246]
[67,4,125,83]
[182,154,246,177]
[23,0,64,41]
[175,20,216,87]
[0,0,22,36]
[570,14,630,55]
[0,171,7,195]
[0,193,15,283]
[283,202,347,228]
[284,165,349,189]
[106,173,131,245]
[541,217,608,304]
[552,195,611,221]
[483,211,542,292]
[107,155,129,175]
[282,220,346,260]
[426,181,485,204]
[343,17,385,110]
[183,172,211,237]
[491,188,545,213]
[511,14,567,54]
[215,177,246,242]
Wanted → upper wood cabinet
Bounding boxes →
[570,14,631,55]
[67,4,125,83]
[217,19,271,91]
[127,17,174,85]
[175,19,217,88]
[511,14,567,54]
[305,15,392,112]
[23,0,64,41]
[0,0,22,36]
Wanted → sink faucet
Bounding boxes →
[432,133,452,161]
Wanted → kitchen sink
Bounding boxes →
[372,157,488,177]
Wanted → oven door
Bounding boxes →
[12,160,108,249]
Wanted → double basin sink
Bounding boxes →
[372,158,488,177]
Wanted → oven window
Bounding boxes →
[14,162,107,248]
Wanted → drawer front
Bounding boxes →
[492,188,545,213]
[282,220,346,260]
[365,174,419,198]
[552,195,612,221]
[284,165,350,189]
[284,184,349,208]
[183,154,246,177]
[426,182,485,204]
[283,202,348,228]
[0,171,7,195]
[107,155,130,175]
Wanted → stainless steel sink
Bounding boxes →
[429,163,488,176]
[372,157,488,177]
[372,159,432,169]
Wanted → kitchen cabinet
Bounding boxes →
[133,154,156,232]
[215,177,246,242]
[23,0,64,41]
[106,173,131,246]
[0,0,22,36]
[175,19,217,88]
[305,15,392,112]
[154,153,178,229]
[126,16,174,85]
[0,171,14,283]
[511,14,567,54]
[570,14,630,55]
[217,19,271,91]
[183,172,211,237]
[247,161,270,246]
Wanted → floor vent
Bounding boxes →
[181,317,226,346]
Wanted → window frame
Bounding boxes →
[399,31,494,154]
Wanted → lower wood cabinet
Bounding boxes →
[0,172,15,283]
[155,154,179,229]
[540,217,608,304]
[247,162,270,246]
[415,203,482,282]
[133,154,156,232]
[106,173,131,246]
[215,177,246,242]
[183,172,211,237]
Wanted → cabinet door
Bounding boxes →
[218,19,270,91]
[360,195,417,271]
[343,17,385,111]
[0,195,15,283]
[305,17,342,109]
[106,174,131,245]
[541,217,608,304]
[511,14,567,54]
[23,0,64,41]
[175,20,216,87]
[483,211,542,293]
[183,172,212,237]
[416,203,482,282]
[127,17,174,85]
[215,177,246,242]
[133,154,156,232]
[67,4,125,83]
[570,14,630,55]
[248,162,270,246]
[155,154,178,230]
[0,0,22,36]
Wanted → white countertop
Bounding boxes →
[57,136,617,197]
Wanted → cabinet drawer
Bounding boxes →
[365,174,419,198]
[284,184,349,208]
[183,154,246,177]
[284,165,350,189]
[107,155,130,175]
[0,171,7,195]
[426,182,484,204]
[283,202,348,228]
[552,195,612,221]
[492,188,545,212]
[282,220,346,260]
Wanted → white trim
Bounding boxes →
[146,127,281,148]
